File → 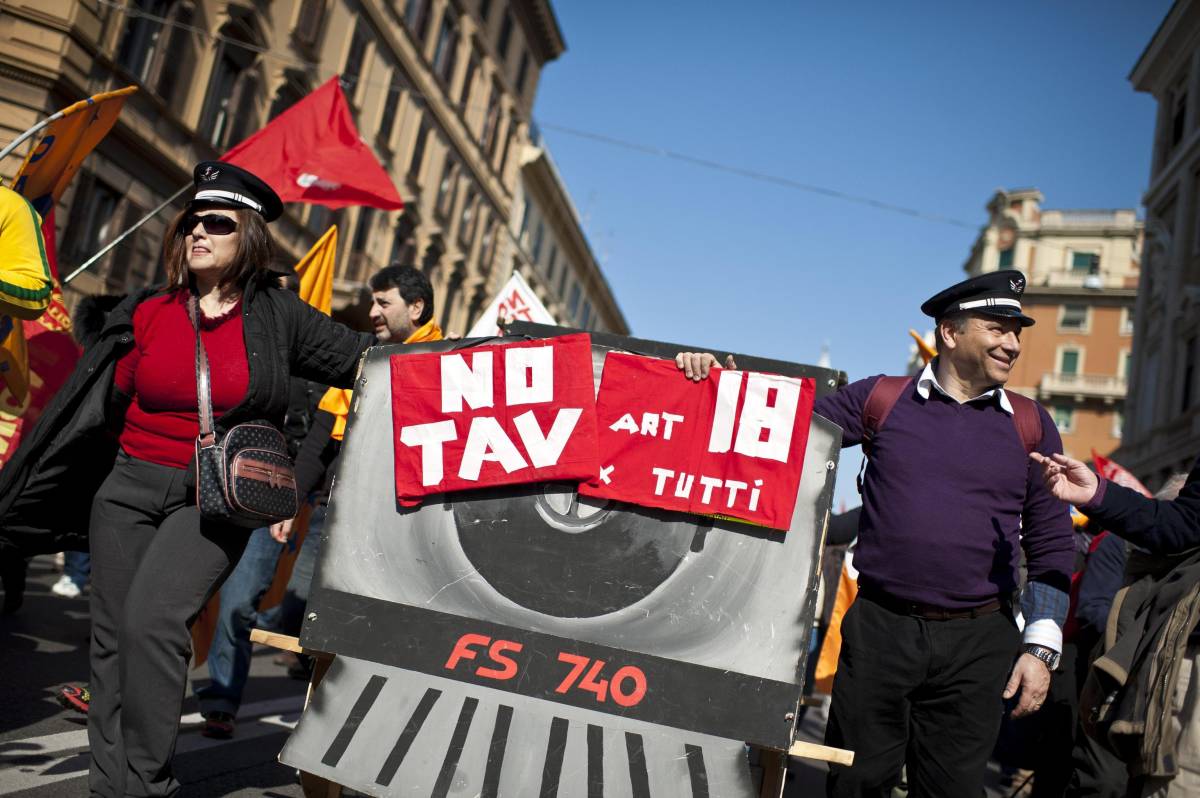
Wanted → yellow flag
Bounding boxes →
[11,87,138,217]
[0,87,136,403]
[295,225,337,315]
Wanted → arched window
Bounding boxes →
[115,0,173,82]
[200,8,265,152]
[114,0,197,112]
[441,264,466,330]
[269,69,310,121]
[466,284,488,330]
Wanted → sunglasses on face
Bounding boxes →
[184,213,239,236]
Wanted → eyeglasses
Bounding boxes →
[184,214,238,236]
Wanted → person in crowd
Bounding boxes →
[51,550,90,598]
[196,264,441,738]
[1032,452,1200,797]
[678,270,1074,798]
[0,183,52,319]
[0,183,52,615]
[0,161,375,797]
[275,264,443,628]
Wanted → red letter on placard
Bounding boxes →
[477,639,524,680]
[445,633,490,671]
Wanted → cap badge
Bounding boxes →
[199,166,221,182]
[1009,277,1024,294]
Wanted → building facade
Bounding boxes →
[0,0,623,335]
[513,139,626,333]
[1119,0,1200,489]
[962,188,1141,460]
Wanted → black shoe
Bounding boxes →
[287,654,313,681]
[202,711,235,739]
[1,556,27,615]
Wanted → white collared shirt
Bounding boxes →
[915,360,1014,415]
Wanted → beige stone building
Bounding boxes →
[1118,0,1200,488]
[0,0,624,335]
[962,188,1141,460]
[513,138,626,332]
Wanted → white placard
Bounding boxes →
[466,271,557,337]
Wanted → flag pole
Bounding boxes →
[0,115,60,164]
[0,87,139,165]
[61,183,190,285]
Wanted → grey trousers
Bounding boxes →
[87,451,249,797]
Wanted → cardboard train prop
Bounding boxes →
[279,324,843,797]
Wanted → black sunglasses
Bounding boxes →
[183,213,238,236]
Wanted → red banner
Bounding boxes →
[390,334,599,502]
[579,353,815,530]
[1091,449,1152,498]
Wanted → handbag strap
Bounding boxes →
[187,295,216,447]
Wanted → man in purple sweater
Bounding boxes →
[678,270,1074,797]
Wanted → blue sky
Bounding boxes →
[533,1,1172,509]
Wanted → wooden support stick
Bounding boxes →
[249,629,306,654]
[788,740,855,767]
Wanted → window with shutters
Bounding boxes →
[292,0,327,55]
[1058,303,1089,332]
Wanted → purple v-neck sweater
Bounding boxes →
[815,376,1073,609]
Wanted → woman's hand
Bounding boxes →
[1029,452,1100,506]
[674,352,737,381]
[269,517,294,543]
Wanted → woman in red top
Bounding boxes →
[82,162,374,797]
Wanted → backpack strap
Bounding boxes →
[1005,390,1044,455]
[857,376,912,495]
[861,376,912,457]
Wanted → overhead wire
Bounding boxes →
[77,0,1140,283]
[90,0,1003,234]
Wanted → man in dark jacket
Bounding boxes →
[1033,452,1200,797]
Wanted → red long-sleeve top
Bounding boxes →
[114,290,250,469]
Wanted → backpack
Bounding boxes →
[856,376,1043,493]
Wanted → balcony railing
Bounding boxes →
[1038,372,1127,400]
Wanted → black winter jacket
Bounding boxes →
[1084,455,1200,554]
[0,279,374,557]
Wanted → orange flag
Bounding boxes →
[814,552,859,694]
[909,328,936,365]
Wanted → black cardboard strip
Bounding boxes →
[305,587,798,748]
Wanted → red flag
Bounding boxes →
[220,77,403,210]
[0,210,82,467]
[1091,449,1152,498]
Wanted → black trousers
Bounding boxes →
[825,592,1022,798]
[88,452,249,797]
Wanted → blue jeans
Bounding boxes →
[64,550,91,587]
[276,504,326,637]
[194,526,284,716]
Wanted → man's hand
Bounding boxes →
[269,517,295,544]
[1004,653,1051,718]
[674,352,737,381]
[1029,451,1100,506]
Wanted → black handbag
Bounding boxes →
[190,295,298,528]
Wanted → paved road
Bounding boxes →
[0,555,306,797]
[2,556,1019,797]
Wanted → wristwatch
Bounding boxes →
[1023,644,1061,671]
